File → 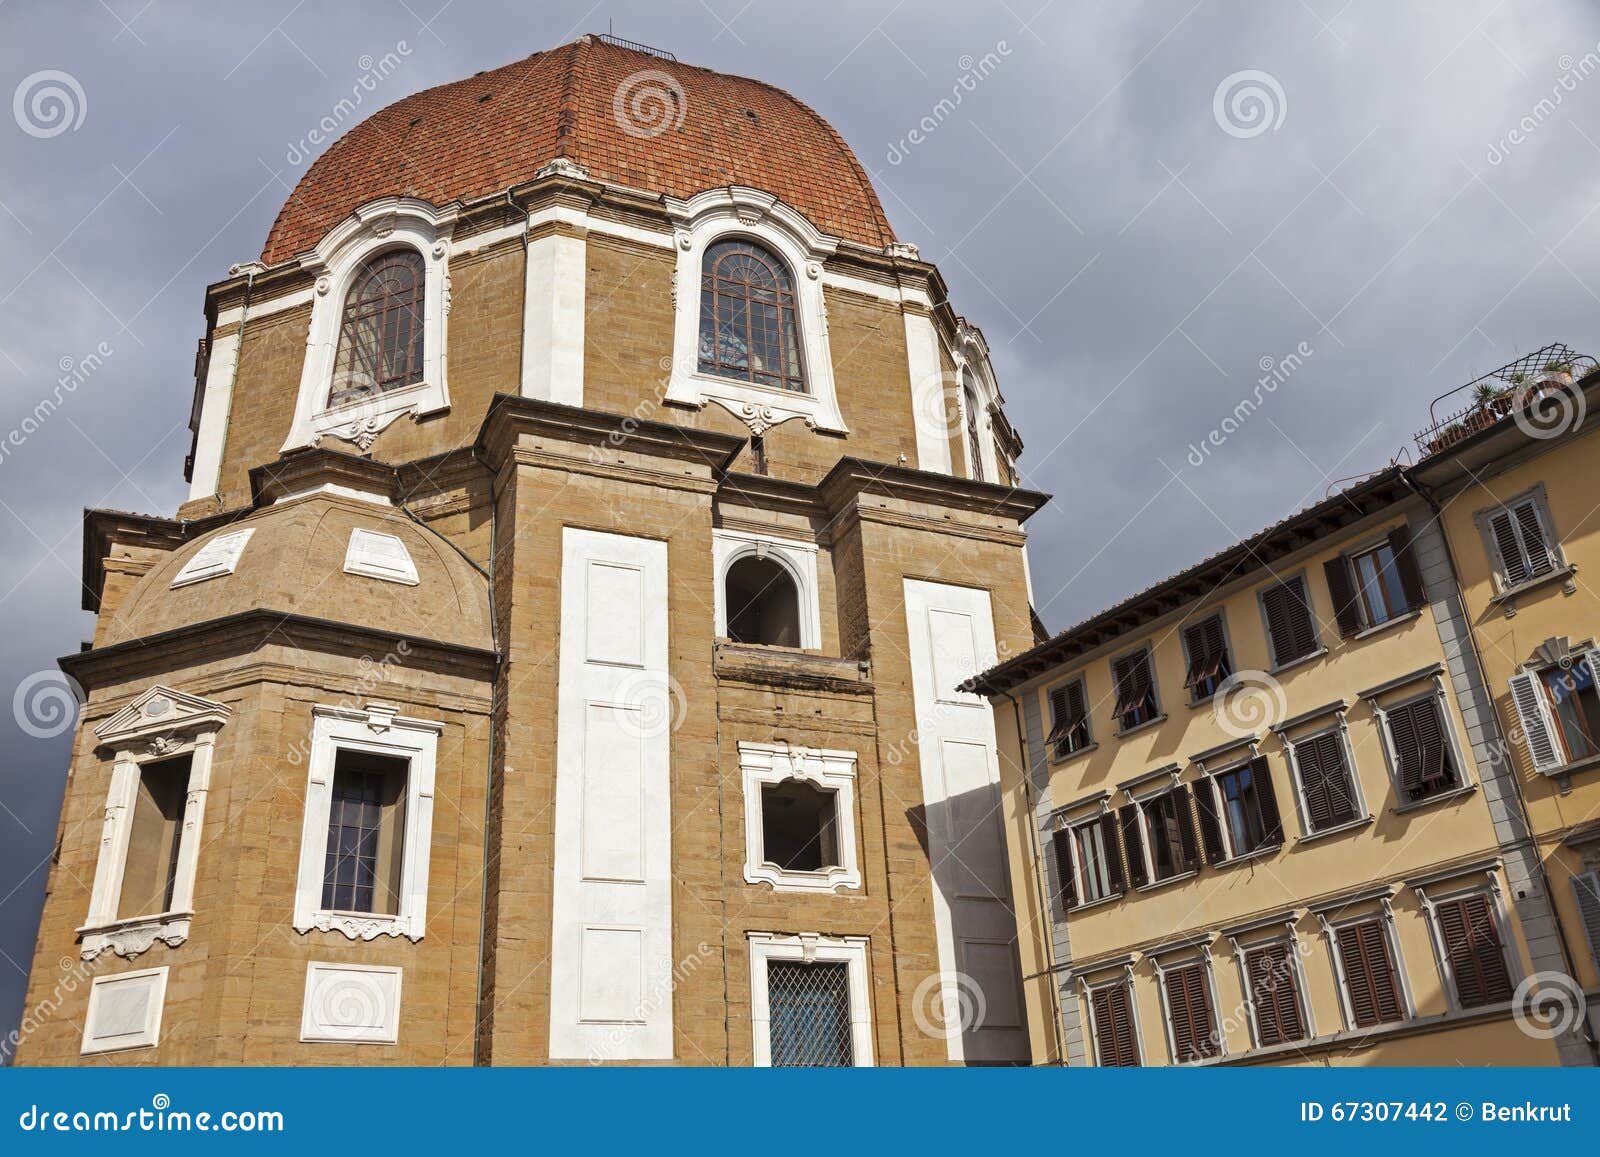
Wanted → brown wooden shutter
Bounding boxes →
[1119,804,1149,889]
[1183,616,1228,689]
[1091,982,1141,1067]
[1324,556,1364,637]
[1263,578,1317,665]
[1298,732,1357,830]
[1247,943,1306,1046]
[1488,510,1530,586]
[1390,698,1454,799]
[1514,500,1555,578]
[1176,785,1202,872]
[1050,827,1076,914]
[1387,524,1427,610]
[1436,894,1513,1008]
[1047,681,1089,755]
[1337,919,1403,1027]
[1193,779,1227,863]
[1164,962,1218,1061]
[1099,813,1126,894]
[1386,701,1426,800]
[1250,755,1285,845]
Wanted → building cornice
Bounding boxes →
[475,394,745,477]
[817,456,1050,524]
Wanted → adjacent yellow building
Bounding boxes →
[974,349,1600,1067]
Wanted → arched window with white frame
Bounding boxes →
[698,238,806,393]
[329,249,427,408]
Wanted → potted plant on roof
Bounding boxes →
[1537,359,1574,390]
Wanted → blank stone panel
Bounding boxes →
[586,561,644,666]
[579,926,645,1024]
[928,607,981,703]
[581,702,645,883]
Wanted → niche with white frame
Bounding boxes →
[80,686,229,961]
[291,702,440,942]
[740,741,860,893]
[282,197,458,453]
[713,529,821,650]
[663,188,847,438]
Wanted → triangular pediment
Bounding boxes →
[94,685,231,747]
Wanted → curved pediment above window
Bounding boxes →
[662,187,848,437]
[282,198,459,453]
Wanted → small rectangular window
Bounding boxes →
[1140,789,1197,883]
[766,960,854,1066]
[1432,893,1513,1009]
[1074,820,1114,904]
[1260,576,1319,667]
[760,780,839,872]
[1111,649,1159,732]
[322,750,408,916]
[1485,497,1558,589]
[1215,762,1273,855]
[1047,679,1092,758]
[1384,696,1460,803]
[1161,961,1219,1062]
[1334,917,1405,1027]
[117,756,190,920]
[1245,942,1307,1046]
[1089,980,1141,1067]
[1539,660,1600,763]
[1351,543,1409,628]
[1181,615,1232,701]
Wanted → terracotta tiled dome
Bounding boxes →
[261,35,896,264]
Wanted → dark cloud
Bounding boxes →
[3,0,1598,1045]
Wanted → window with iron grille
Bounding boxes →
[1088,980,1141,1066]
[1046,678,1092,759]
[1288,729,1361,832]
[1182,615,1232,701]
[697,239,805,392]
[1479,493,1560,592]
[1381,695,1460,803]
[1161,961,1219,1062]
[322,750,408,915]
[766,960,853,1066]
[1111,648,1159,732]
[1333,917,1405,1028]
[1260,575,1320,667]
[1431,892,1513,1009]
[1245,942,1308,1046]
[330,250,426,407]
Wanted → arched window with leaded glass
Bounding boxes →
[329,249,426,408]
[698,239,806,393]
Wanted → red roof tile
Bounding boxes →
[262,36,896,264]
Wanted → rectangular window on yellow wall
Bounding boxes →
[116,755,190,921]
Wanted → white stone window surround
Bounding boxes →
[1364,671,1476,808]
[1274,709,1373,837]
[283,197,458,453]
[951,322,1004,483]
[663,187,848,438]
[1150,940,1226,1062]
[300,960,404,1044]
[80,687,230,962]
[1223,918,1318,1049]
[1076,963,1146,1068]
[1410,867,1522,1013]
[1314,890,1418,1029]
[747,932,874,1066]
[712,528,822,650]
[81,965,169,1055]
[739,741,861,894]
[291,702,441,942]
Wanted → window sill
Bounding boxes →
[1296,814,1375,844]
[1540,751,1600,779]
[1350,608,1422,641]
[1048,741,1099,766]
[1268,647,1327,677]
[1115,714,1168,739]
[1212,844,1281,869]
[297,909,422,942]
[1067,891,1126,914]
[77,911,193,962]
[745,863,861,894]
[1391,782,1476,815]
[1491,564,1577,607]
[1136,869,1198,894]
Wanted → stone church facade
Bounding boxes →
[17,35,1046,1066]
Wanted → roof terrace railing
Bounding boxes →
[1412,342,1595,458]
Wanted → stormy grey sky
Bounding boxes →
[2,0,1599,1047]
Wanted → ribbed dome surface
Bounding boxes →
[261,35,896,263]
[106,496,492,651]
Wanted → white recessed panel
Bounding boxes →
[941,738,1008,897]
[343,528,420,585]
[82,966,168,1055]
[300,962,402,1044]
[171,528,254,588]
[585,561,644,667]
[582,702,644,883]
[928,607,981,704]
[962,939,1024,1029]
[579,926,645,1024]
